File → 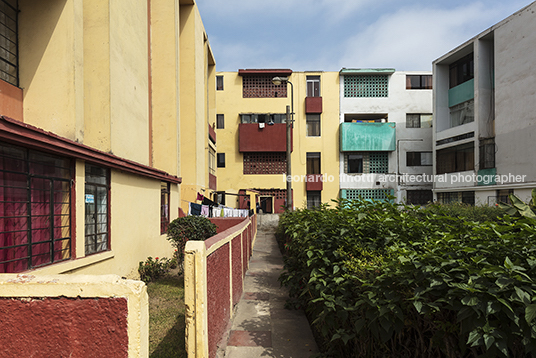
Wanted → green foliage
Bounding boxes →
[166,216,217,264]
[499,189,536,219]
[278,199,536,357]
[139,256,174,283]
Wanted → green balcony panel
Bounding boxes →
[340,122,396,152]
[477,168,496,186]
[448,79,474,107]
[340,189,394,202]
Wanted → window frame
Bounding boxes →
[406,152,432,166]
[306,191,321,209]
[406,75,432,90]
[84,164,110,256]
[306,152,321,175]
[306,75,321,97]
[306,114,321,137]
[216,75,224,91]
[217,153,225,168]
[449,53,474,88]
[406,114,432,128]
[1,143,73,273]
[216,114,224,129]
[0,0,18,86]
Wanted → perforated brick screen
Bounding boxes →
[343,189,394,201]
[243,152,286,174]
[344,75,388,97]
[242,75,287,98]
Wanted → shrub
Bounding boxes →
[139,256,173,283]
[166,216,217,266]
[278,198,536,357]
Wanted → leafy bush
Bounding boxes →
[278,199,536,357]
[139,256,173,283]
[166,216,217,266]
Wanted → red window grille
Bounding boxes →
[242,75,287,98]
[243,152,286,174]
[256,189,287,199]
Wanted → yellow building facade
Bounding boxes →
[0,0,216,278]
[215,70,340,212]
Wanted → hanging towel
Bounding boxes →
[189,203,202,216]
[200,205,209,217]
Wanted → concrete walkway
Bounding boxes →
[218,228,319,358]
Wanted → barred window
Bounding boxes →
[306,114,320,136]
[345,152,388,174]
[0,0,18,86]
[243,75,287,98]
[243,152,286,174]
[406,190,432,205]
[307,191,321,209]
[160,182,169,234]
[344,75,388,97]
[85,164,109,255]
[1,142,72,273]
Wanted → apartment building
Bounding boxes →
[215,69,340,212]
[0,0,216,276]
[339,69,433,204]
[432,1,536,205]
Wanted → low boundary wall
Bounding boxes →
[184,215,257,358]
[0,274,148,357]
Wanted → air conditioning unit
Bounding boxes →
[259,123,265,129]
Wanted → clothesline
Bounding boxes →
[186,201,249,218]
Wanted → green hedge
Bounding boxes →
[277,200,536,357]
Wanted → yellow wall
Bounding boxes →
[179,3,216,214]
[11,0,215,277]
[215,71,340,209]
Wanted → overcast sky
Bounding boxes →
[196,0,534,72]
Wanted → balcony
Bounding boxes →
[238,123,293,152]
[340,122,396,152]
[306,174,323,191]
[305,97,322,113]
[208,125,216,143]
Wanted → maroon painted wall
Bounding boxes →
[207,243,231,358]
[238,123,293,152]
[0,297,128,357]
[231,235,243,306]
[209,217,247,234]
[305,96,322,113]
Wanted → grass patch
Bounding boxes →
[147,270,186,358]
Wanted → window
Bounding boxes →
[450,100,474,127]
[306,114,320,137]
[306,152,321,175]
[240,113,286,124]
[406,190,433,205]
[449,53,474,88]
[406,152,432,166]
[306,75,320,97]
[307,191,321,209]
[497,189,514,205]
[406,75,432,89]
[1,143,72,273]
[208,148,216,176]
[216,75,223,90]
[243,152,286,174]
[217,153,225,168]
[0,0,18,86]
[347,154,363,174]
[85,164,109,255]
[216,114,224,129]
[345,152,388,174]
[436,143,474,174]
[344,75,388,97]
[437,191,475,205]
[160,183,169,234]
[406,114,432,128]
[343,189,394,202]
[242,75,287,98]
[479,138,495,169]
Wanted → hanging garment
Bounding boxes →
[189,203,202,216]
[200,205,209,217]
[196,192,203,201]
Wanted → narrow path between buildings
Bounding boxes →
[217,226,319,358]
